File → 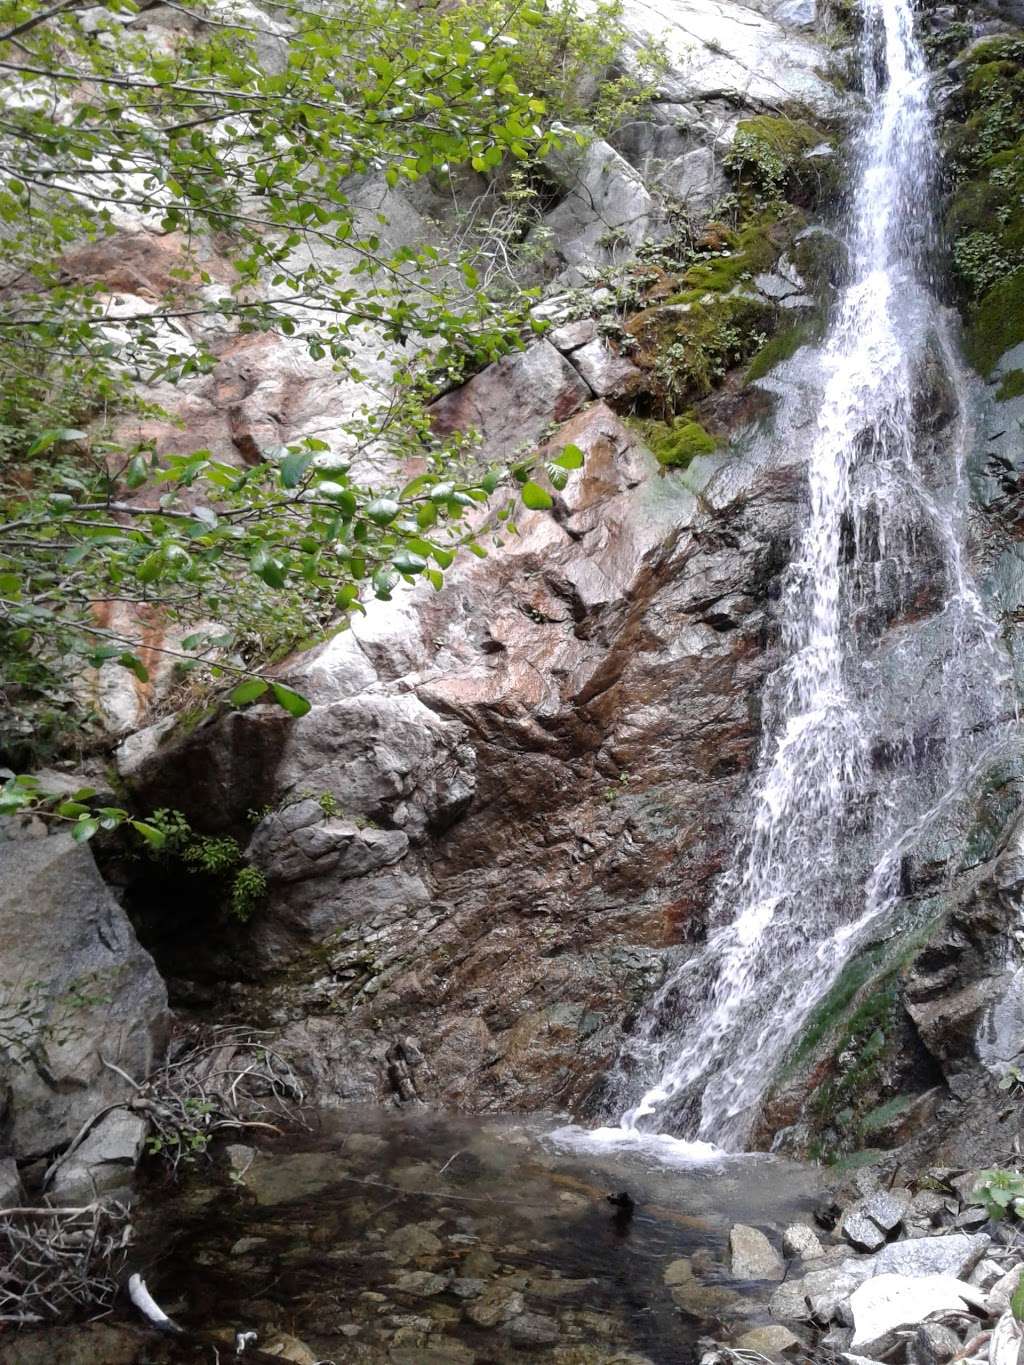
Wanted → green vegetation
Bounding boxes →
[997,368,1024,400]
[944,32,1024,374]
[775,916,941,1162]
[965,271,1024,376]
[724,116,834,206]
[0,0,639,749]
[746,320,814,382]
[628,295,773,411]
[973,1168,1024,1221]
[629,417,717,468]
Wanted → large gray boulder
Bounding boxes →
[0,833,168,1160]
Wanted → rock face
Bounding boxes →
[0,832,169,1161]
[119,402,801,1110]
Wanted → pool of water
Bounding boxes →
[113,1106,825,1363]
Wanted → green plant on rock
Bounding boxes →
[997,369,1024,401]
[973,1168,1024,1220]
[230,866,268,924]
[724,117,832,207]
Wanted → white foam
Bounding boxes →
[548,1123,725,1167]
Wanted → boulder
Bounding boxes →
[598,0,844,118]
[569,338,646,399]
[464,1284,525,1328]
[48,1109,149,1204]
[841,1193,906,1251]
[533,139,657,279]
[863,1232,990,1281]
[0,833,168,1160]
[0,1156,21,1206]
[849,1274,987,1355]
[247,799,409,884]
[730,1224,785,1279]
[427,340,591,460]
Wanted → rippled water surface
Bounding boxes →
[113,1107,824,1363]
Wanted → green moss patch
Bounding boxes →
[627,294,775,410]
[629,417,717,468]
[965,269,1024,376]
[724,115,835,206]
[997,367,1024,400]
[746,320,814,382]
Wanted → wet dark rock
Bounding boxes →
[505,1311,561,1345]
[464,1283,526,1327]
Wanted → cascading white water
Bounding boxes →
[601,0,1016,1152]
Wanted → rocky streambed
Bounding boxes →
[4,1109,1024,1365]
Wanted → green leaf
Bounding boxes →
[119,652,150,682]
[270,681,312,717]
[230,678,269,706]
[27,427,88,456]
[521,481,553,510]
[131,820,166,850]
[280,449,315,489]
[366,497,400,526]
[392,547,427,574]
[57,801,91,817]
[71,817,100,843]
[252,550,287,588]
[553,443,584,470]
[1013,1270,1024,1322]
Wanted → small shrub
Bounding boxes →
[230,866,267,922]
[973,1167,1024,1220]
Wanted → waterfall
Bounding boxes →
[602,0,1015,1152]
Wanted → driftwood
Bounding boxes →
[0,1200,130,1323]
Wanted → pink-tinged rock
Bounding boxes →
[569,338,646,399]
[548,317,598,352]
[427,340,592,458]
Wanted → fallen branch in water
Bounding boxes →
[0,1200,130,1321]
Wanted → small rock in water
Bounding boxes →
[908,1321,963,1365]
[783,1223,824,1260]
[734,1325,800,1355]
[464,1285,525,1328]
[730,1224,785,1280]
[506,1312,560,1345]
[391,1270,450,1297]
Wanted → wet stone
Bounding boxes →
[506,1311,561,1345]
[735,1325,801,1355]
[730,1224,785,1279]
[451,1277,486,1299]
[391,1269,450,1296]
[387,1223,444,1264]
[464,1284,525,1327]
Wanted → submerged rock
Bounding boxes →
[730,1224,785,1279]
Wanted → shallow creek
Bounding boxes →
[122,1106,824,1364]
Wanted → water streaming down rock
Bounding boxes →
[608,0,1016,1150]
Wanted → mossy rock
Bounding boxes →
[965,269,1024,376]
[746,319,819,383]
[629,417,717,468]
[725,115,836,206]
[626,293,776,409]
[997,367,1024,400]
